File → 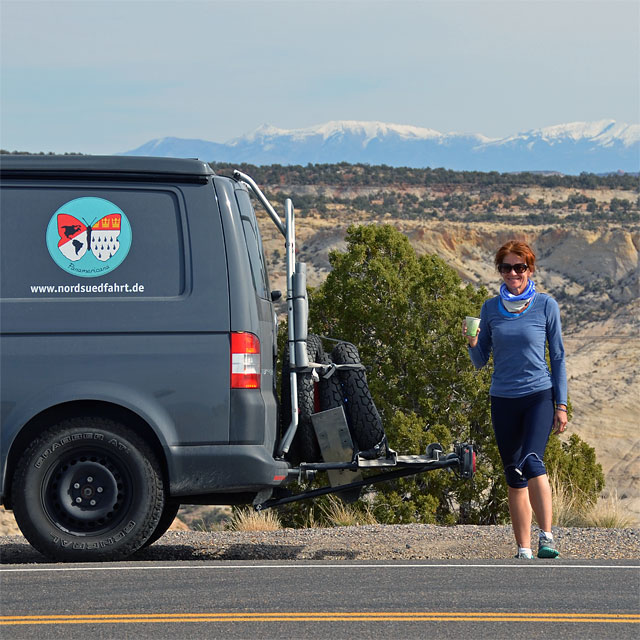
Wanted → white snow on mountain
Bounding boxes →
[231,124,288,143]
[233,120,490,146]
[493,119,639,147]
[122,119,640,173]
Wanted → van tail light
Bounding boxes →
[231,332,261,389]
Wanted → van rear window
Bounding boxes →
[235,189,269,299]
[1,185,186,299]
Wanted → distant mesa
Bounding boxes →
[120,119,640,174]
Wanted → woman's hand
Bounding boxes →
[553,407,568,434]
[462,319,480,348]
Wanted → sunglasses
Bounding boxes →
[498,263,529,274]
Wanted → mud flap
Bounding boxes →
[311,406,363,503]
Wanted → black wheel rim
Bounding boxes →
[41,447,134,536]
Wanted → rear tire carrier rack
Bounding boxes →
[256,443,475,511]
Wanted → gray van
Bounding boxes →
[0,155,474,561]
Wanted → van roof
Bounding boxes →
[0,155,216,181]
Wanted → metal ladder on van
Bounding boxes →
[233,170,308,458]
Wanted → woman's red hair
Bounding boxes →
[495,241,536,272]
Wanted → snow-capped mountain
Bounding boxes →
[121,120,640,174]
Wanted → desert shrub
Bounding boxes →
[307,224,500,524]
[545,434,605,511]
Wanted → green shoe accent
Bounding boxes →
[538,533,560,558]
[538,544,560,558]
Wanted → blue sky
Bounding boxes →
[1,0,638,154]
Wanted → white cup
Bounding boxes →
[465,316,480,337]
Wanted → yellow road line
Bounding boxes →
[1,612,639,625]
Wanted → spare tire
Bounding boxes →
[280,335,324,464]
[331,342,386,457]
[318,351,343,412]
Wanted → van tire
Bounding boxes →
[11,417,165,562]
[140,500,180,548]
[319,352,343,411]
[280,335,324,464]
[331,342,386,456]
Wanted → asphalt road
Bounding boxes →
[1,560,638,639]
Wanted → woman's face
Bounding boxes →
[500,252,531,295]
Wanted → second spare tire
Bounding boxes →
[330,342,386,458]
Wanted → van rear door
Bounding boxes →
[213,177,278,449]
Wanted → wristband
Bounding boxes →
[555,407,567,412]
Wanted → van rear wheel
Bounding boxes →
[141,500,180,548]
[11,417,164,562]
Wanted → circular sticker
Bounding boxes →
[46,197,132,277]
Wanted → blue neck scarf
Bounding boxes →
[500,279,536,312]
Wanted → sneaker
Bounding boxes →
[538,534,560,558]
[514,550,533,559]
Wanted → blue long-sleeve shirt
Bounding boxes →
[468,293,567,404]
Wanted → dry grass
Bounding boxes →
[551,475,634,528]
[318,495,379,527]
[300,508,320,529]
[550,474,586,527]
[584,490,636,529]
[227,507,283,532]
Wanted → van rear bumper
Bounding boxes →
[167,444,290,497]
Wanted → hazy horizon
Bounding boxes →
[1,0,638,155]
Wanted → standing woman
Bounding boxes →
[465,240,568,559]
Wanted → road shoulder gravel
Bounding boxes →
[1,525,638,564]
